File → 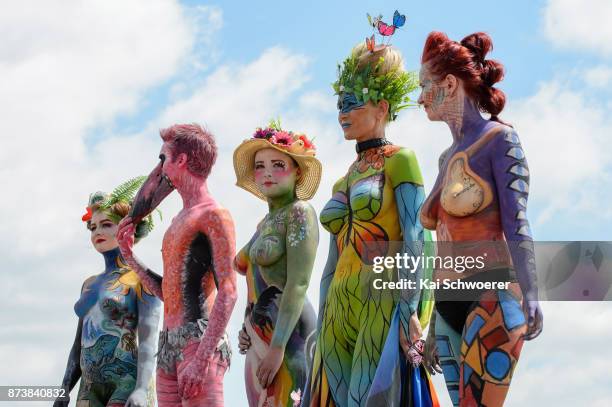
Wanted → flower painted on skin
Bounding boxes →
[356,144,401,173]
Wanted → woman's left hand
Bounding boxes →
[125,386,147,407]
[256,345,284,388]
[400,312,424,364]
[523,299,543,340]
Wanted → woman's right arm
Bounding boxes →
[53,318,82,407]
[316,234,338,331]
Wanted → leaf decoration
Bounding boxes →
[99,176,147,210]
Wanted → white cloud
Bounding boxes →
[0,0,209,257]
[584,65,612,88]
[505,79,612,226]
[543,0,612,57]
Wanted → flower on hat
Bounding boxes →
[253,127,275,140]
[273,131,293,146]
[298,134,314,150]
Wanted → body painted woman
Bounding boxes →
[417,32,543,407]
[55,181,161,407]
[303,39,438,407]
[233,123,320,406]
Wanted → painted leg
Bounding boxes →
[317,291,360,406]
[347,298,392,407]
[434,310,463,407]
[177,342,228,407]
[156,368,182,407]
[459,285,527,407]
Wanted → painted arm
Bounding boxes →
[195,207,237,363]
[270,202,319,348]
[394,182,426,331]
[317,234,338,332]
[117,217,164,300]
[388,149,426,342]
[490,129,537,300]
[53,318,82,407]
[126,292,161,404]
[491,128,543,339]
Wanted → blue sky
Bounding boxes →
[1,0,611,406]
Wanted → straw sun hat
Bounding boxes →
[233,125,322,201]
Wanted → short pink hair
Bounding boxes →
[160,123,217,179]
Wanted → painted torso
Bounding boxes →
[421,123,529,280]
[161,202,218,329]
[74,248,155,384]
[321,145,404,282]
[241,201,315,335]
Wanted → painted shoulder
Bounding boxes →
[331,176,347,194]
[81,275,97,292]
[385,147,424,187]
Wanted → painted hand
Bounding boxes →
[178,358,209,400]
[400,313,425,367]
[424,329,442,375]
[238,324,251,355]
[125,387,147,407]
[523,299,543,340]
[256,345,284,388]
[116,216,135,259]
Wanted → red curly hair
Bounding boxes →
[421,31,506,122]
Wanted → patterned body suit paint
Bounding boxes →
[421,123,535,406]
[73,248,160,406]
[118,124,238,406]
[236,201,318,406]
[305,145,427,406]
[150,205,235,407]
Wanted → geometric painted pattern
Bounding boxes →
[458,284,528,406]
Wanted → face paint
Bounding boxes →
[418,65,447,121]
[337,93,383,141]
[337,92,365,114]
[253,148,298,199]
[89,210,119,253]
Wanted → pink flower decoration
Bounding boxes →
[253,127,275,140]
[273,131,293,145]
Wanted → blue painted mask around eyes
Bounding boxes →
[337,93,365,114]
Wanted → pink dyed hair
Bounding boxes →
[160,123,217,179]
